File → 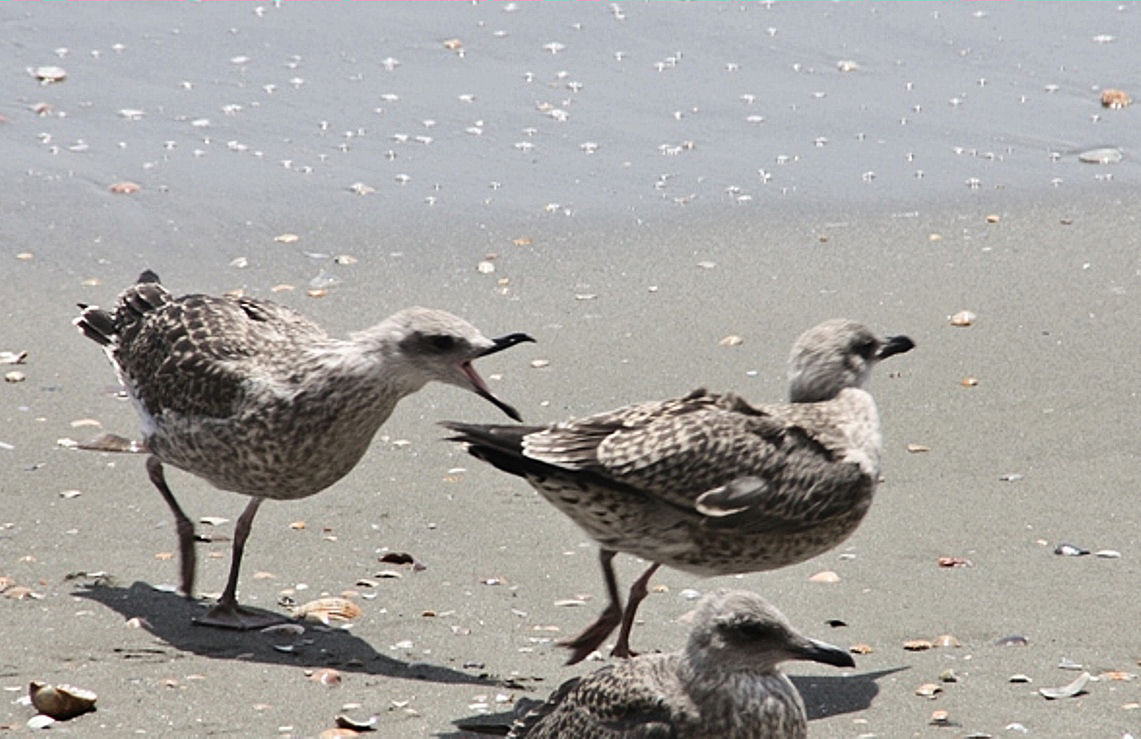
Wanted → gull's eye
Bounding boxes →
[722,619,779,642]
[853,338,878,359]
[428,334,457,352]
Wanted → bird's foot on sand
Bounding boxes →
[558,602,623,665]
[193,602,287,630]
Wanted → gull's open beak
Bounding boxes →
[462,333,536,422]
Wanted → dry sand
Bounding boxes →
[2,3,1139,737]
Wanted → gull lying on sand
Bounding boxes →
[445,319,913,663]
[509,589,854,738]
[76,270,533,629]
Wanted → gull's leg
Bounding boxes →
[145,456,196,599]
[558,549,624,665]
[611,562,661,659]
[193,496,284,630]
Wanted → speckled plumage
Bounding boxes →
[508,590,855,739]
[445,319,913,662]
[76,270,532,628]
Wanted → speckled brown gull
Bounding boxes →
[75,270,533,629]
[508,590,855,739]
[445,319,913,663]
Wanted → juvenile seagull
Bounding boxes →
[508,590,854,738]
[76,270,533,629]
[445,319,913,663]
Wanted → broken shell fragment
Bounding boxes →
[808,570,840,583]
[949,310,976,326]
[307,668,342,686]
[915,683,943,699]
[1100,89,1131,108]
[1038,671,1090,700]
[903,639,934,651]
[849,643,874,655]
[30,66,67,83]
[291,597,361,625]
[109,182,141,194]
[933,634,961,648]
[1054,543,1089,556]
[335,714,378,731]
[29,682,97,720]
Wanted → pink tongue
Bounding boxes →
[460,361,492,394]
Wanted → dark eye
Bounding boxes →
[854,338,878,359]
[428,334,457,351]
[723,619,779,642]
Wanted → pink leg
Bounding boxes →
[559,549,624,665]
[611,562,661,659]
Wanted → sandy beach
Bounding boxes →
[2,3,1138,737]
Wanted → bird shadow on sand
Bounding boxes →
[439,666,907,737]
[74,581,525,689]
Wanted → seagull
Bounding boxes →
[508,589,855,738]
[75,270,533,629]
[444,319,913,663]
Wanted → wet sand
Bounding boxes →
[2,3,1139,737]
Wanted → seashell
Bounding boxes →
[27,714,56,729]
[995,634,1028,647]
[1100,89,1131,109]
[1038,671,1090,700]
[318,730,358,739]
[808,570,840,583]
[5,371,26,383]
[906,443,930,453]
[960,376,978,387]
[1054,542,1089,556]
[29,681,97,720]
[903,639,933,651]
[929,709,951,725]
[915,682,942,699]
[849,643,874,655]
[719,335,744,347]
[0,350,28,365]
[937,556,972,568]
[949,310,976,327]
[1078,147,1122,164]
[291,597,361,625]
[1094,549,1121,559]
[985,214,1000,224]
[30,66,67,83]
[1009,674,1032,683]
[938,669,960,683]
[933,633,961,648]
[307,668,342,686]
[335,714,378,731]
[109,181,140,194]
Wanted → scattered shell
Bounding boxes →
[530,359,550,369]
[335,714,378,731]
[348,182,376,195]
[835,59,860,73]
[442,38,463,50]
[808,570,840,584]
[29,682,97,720]
[933,634,961,648]
[109,182,140,194]
[939,669,961,683]
[906,443,930,453]
[334,255,357,265]
[903,639,934,651]
[261,623,305,636]
[27,715,56,729]
[30,66,67,83]
[849,643,874,655]
[291,597,362,625]
[930,709,951,725]
[1078,147,1122,164]
[1038,671,1090,700]
[16,252,34,260]
[1100,89,1131,108]
[274,233,300,244]
[1058,657,1083,670]
[512,237,533,246]
[985,214,1000,224]
[998,473,1024,482]
[306,288,328,299]
[1095,549,1122,559]
[1054,543,1089,556]
[718,335,744,347]
[200,516,230,527]
[1098,670,1136,681]
[949,310,976,327]
[915,683,943,699]
[995,634,1029,647]
[271,284,295,293]
[477,260,495,274]
[960,377,979,387]
[59,489,82,499]
[318,729,358,739]
[5,371,26,383]
[0,350,28,365]
[1009,674,1032,683]
[307,668,342,686]
[937,556,972,568]
[290,521,306,530]
[5,585,38,600]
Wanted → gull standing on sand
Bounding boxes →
[508,589,854,739]
[75,270,533,629]
[445,319,913,663]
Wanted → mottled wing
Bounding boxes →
[510,662,678,738]
[115,292,328,420]
[523,390,868,532]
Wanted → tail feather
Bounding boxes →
[73,305,117,347]
[441,421,550,480]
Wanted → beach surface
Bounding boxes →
[2,3,1138,737]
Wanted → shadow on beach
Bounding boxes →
[74,581,528,690]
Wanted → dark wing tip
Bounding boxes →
[137,269,162,284]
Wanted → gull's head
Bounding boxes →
[686,590,855,674]
[787,319,914,403]
[381,307,534,421]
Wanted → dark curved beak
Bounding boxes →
[877,334,915,361]
[798,637,856,669]
[477,332,536,357]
